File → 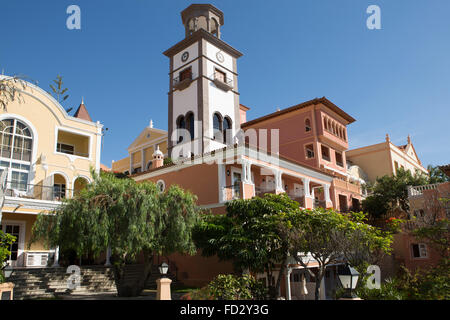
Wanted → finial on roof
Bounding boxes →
[407,134,411,144]
[386,133,390,142]
[81,96,84,105]
[149,119,154,128]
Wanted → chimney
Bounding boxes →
[152,146,164,169]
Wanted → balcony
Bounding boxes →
[408,183,441,198]
[211,72,233,92]
[56,130,90,159]
[4,182,73,202]
[173,74,193,91]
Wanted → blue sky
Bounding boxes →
[1,0,449,168]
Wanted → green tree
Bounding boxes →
[362,168,429,221]
[0,75,29,109]
[288,209,392,300]
[193,193,300,299]
[0,230,16,283]
[427,165,450,184]
[30,171,200,296]
[49,75,71,113]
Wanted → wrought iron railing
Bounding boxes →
[4,182,74,202]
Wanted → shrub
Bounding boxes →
[182,274,268,300]
[0,231,16,283]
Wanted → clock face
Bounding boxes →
[216,52,224,63]
[181,51,189,62]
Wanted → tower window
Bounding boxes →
[223,117,232,144]
[305,118,312,132]
[214,69,226,83]
[335,151,343,167]
[179,67,192,82]
[321,145,330,161]
[185,112,195,140]
[213,113,223,142]
[305,144,315,159]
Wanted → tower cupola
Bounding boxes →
[152,146,164,169]
[181,4,224,38]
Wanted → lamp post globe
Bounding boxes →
[159,262,169,277]
[338,263,360,299]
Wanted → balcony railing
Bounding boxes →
[173,74,193,90]
[56,146,89,158]
[408,184,441,197]
[254,186,276,198]
[314,199,327,209]
[223,184,241,201]
[4,182,73,202]
[211,72,233,91]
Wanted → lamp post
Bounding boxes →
[158,262,169,278]
[337,263,360,300]
[156,262,172,300]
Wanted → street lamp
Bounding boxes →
[158,262,169,278]
[338,263,360,299]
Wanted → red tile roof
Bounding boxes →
[74,102,92,122]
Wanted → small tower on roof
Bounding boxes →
[152,145,164,169]
[181,4,224,39]
[74,98,92,122]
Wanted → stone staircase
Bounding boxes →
[9,264,181,300]
[9,266,116,300]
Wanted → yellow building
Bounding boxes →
[346,134,428,183]
[0,76,103,267]
[111,120,168,174]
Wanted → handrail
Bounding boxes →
[3,181,74,201]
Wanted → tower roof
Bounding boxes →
[74,100,92,122]
[181,4,224,26]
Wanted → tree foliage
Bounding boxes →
[288,209,392,300]
[0,75,30,110]
[362,168,429,220]
[0,230,16,283]
[30,171,200,296]
[427,165,450,184]
[193,193,300,299]
[49,75,69,105]
[194,194,392,300]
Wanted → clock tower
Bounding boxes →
[163,4,243,159]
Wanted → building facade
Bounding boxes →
[111,120,168,175]
[346,134,428,183]
[0,76,103,268]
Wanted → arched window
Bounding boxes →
[305,119,311,132]
[185,112,195,140]
[147,161,153,170]
[0,118,33,192]
[210,18,219,37]
[176,115,185,143]
[323,117,328,130]
[213,113,222,141]
[223,117,232,144]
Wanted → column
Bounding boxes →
[241,159,255,199]
[285,267,292,300]
[323,184,333,208]
[274,169,284,194]
[302,178,314,209]
[105,246,111,266]
[52,246,60,267]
